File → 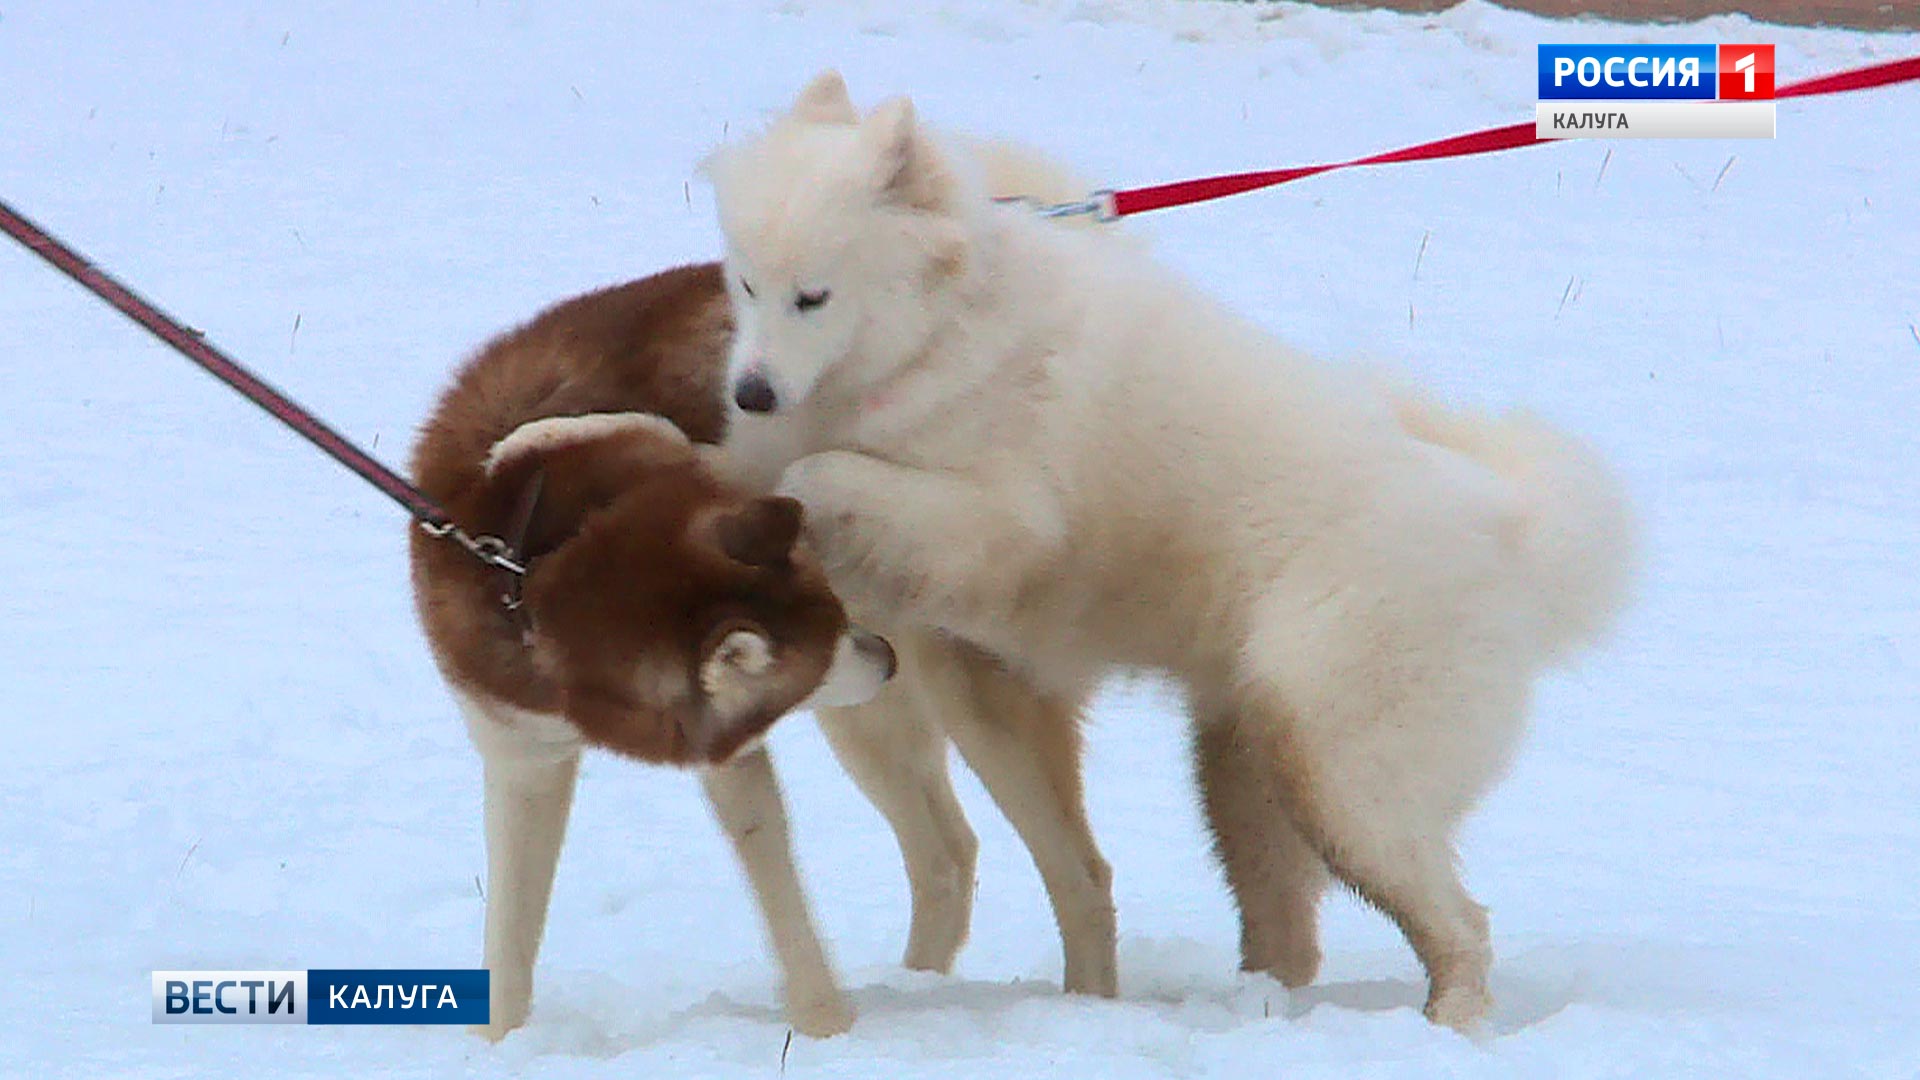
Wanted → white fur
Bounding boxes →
[484,412,687,475]
[710,74,1637,1030]
[799,630,895,710]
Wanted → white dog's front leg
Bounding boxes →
[701,747,854,1037]
[460,696,582,1042]
[779,450,1058,640]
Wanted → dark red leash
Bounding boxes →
[0,198,524,575]
[1029,54,1920,220]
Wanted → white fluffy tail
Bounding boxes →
[1391,390,1638,665]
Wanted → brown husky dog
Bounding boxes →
[410,264,898,1038]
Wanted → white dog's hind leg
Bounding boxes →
[460,695,582,1042]
[1188,698,1329,990]
[701,746,855,1037]
[1238,682,1502,1031]
[814,640,978,973]
[1312,809,1492,1033]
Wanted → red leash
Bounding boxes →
[0,198,526,575]
[4,51,1913,556]
[1073,54,1920,219]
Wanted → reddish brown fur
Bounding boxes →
[410,263,849,766]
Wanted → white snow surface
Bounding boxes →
[4,2,1917,1076]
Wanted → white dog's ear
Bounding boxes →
[865,96,957,213]
[695,144,735,190]
[921,218,971,282]
[790,69,857,124]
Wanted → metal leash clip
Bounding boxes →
[418,520,527,576]
[994,189,1119,223]
[1036,189,1119,222]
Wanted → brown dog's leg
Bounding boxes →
[701,746,854,1037]
[460,694,581,1042]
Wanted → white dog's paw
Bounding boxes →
[781,450,938,616]
[777,451,866,522]
[786,987,856,1038]
[1423,980,1493,1033]
[779,452,878,572]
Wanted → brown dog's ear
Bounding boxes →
[691,621,783,762]
[700,624,774,694]
[712,496,803,568]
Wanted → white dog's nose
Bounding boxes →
[734,369,778,413]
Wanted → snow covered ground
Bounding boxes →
[3,1,1917,1076]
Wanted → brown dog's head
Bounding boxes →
[484,413,893,766]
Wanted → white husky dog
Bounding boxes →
[707,72,1635,1030]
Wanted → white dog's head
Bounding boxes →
[704,71,974,415]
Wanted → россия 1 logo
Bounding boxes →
[1537,44,1776,139]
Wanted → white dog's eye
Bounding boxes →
[794,289,830,313]
[739,278,756,299]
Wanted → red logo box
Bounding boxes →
[1719,44,1776,99]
